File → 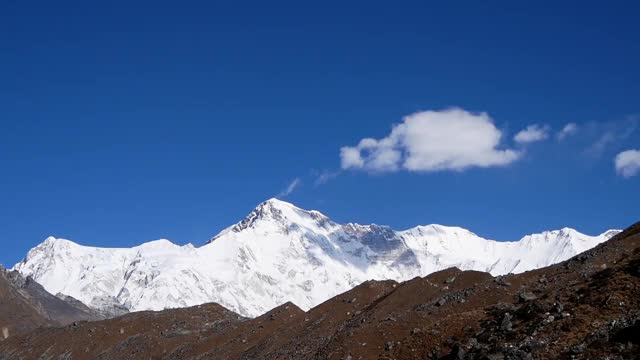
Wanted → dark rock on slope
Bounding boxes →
[56,293,129,319]
[1,222,639,359]
[0,302,246,359]
[0,267,108,340]
[0,268,51,340]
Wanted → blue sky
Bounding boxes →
[1,1,638,266]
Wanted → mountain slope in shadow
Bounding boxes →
[0,267,112,341]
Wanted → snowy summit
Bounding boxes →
[13,198,620,317]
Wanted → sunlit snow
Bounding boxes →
[13,198,620,317]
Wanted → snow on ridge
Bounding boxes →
[13,198,621,318]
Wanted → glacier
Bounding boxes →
[13,198,621,317]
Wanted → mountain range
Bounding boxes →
[12,198,620,317]
[2,219,638,359]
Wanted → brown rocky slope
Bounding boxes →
[1,221,638,359]
[0,267,107,341]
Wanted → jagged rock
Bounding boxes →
[554,302,564,313]
[500,313,513,332]
[519,291,537,302]
[384,341,394,351]
[486,354,505,360]
[494,276,512,287]
[569,343,586,354]
[448,344,465,359]
[163,329,192,338]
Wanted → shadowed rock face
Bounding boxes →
[59,293,129,319]
[1,222,639,359]
[0,267,110,340]
[0,269,51,338]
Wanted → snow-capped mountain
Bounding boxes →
[13,198,620,317]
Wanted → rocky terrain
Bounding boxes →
[0,266,113,340]
[0,221,638,359]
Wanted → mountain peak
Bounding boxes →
[254,198,333,229]
[207,199,333,244]
[206,199,297,243]
[15,199,624,318]
[251,198,298,219]
[37,237,79,250]
[263,197,296,208]
[133,239,180,251]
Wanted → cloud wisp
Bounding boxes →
[277,178,301,197]
[556,123,578,140]
[514,124,550,144]
[313,170,341,187]
[615,150,640,178]
[340,108,521,173]
[585,117,639,157]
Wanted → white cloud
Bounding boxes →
[277,178,301,197]
[339,147,364,169]
[615,149,640,178]
[556,123,578,140]
[585,117,639,157]
[514,124,550,144]
[313,170,340,186]
[588,131,616,156]
[340,108,521,172]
